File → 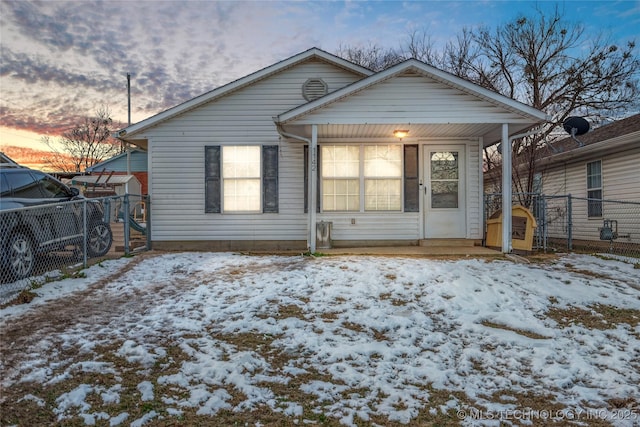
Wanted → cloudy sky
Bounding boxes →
[1,0,638,154]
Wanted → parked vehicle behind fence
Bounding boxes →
[0,164,113,281]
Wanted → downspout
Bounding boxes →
[501,125,546,253]
[274,123,317,252]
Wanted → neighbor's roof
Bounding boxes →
[116,48,373,139]
[548,113,640,154]
[71,175,138,186]
[86,149,147,172]
[533,113,640,166]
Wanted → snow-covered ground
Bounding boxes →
[1,252,639,426]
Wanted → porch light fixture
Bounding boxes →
[393,129,409,140]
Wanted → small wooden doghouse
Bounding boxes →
[486,205,537,253]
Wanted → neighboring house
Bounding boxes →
[86,149,148,194]
[69,174,142,198]
[116,47,547,252]
[536,113,640,244]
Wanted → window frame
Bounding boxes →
[586,160,603,218]
[204,145,279,214]
[320,143,403,213]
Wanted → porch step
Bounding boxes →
[419,239,478,247]
[109,222,145,253]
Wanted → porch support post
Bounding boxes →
[309,124,318,252]
[501,123,512,253]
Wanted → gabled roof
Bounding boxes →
[117,48,372,139]
[275,59,548,125]
[544,113,640,155]
[86,149,147,172]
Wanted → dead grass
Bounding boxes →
[0,289,38,307]
[481,320,550,339]
[547,304,640,330]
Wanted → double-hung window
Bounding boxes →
[223,146,261,212]
[321,144,402,212]
[321,145,360,211]
[364,145,402,211]
[205,145,278,214]
[586,160,602,218]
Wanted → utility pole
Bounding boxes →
[127,73,131,126]
[126,73,132,182]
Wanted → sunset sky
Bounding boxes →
[1,0,638,163]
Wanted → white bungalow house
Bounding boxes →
[116,47,548,252]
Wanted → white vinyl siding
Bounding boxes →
[541,145,640,243]
[144,59,362,241]
[290,75,534,125]
[467,140,481,239]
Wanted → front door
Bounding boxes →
[424,146,466,238]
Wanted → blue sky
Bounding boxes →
[1,0,638,152]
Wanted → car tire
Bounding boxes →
[8,232,35,280]
[87,222,113,257]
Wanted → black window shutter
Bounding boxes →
[204,146,221,213]
[262,145,278,213]
[304,145,320,213]
[404,145,419,212]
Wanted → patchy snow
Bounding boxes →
[1,252,639,426]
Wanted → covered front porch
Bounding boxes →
[274,60,549,253]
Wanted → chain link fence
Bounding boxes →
[484,193,640,260]
[1,194,149,305]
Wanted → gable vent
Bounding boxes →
[302,78,328,101]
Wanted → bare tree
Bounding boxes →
[471,7,639,205]
[42,106,122,173]
[335,42,405,72]
[336,7,640,207]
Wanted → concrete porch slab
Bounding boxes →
[318,245,503,257]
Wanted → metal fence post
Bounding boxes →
[123,194,130,256]
[83,198,88,268]
[567,194,573,251]
[542,196,548,252]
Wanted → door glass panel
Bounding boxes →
[430,151,459,209]
[431,152,458,179]
[431,182,458,208]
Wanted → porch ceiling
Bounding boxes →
[279,122,528,147]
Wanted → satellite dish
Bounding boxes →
[563,116,590,136]
[563,116,590,147]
